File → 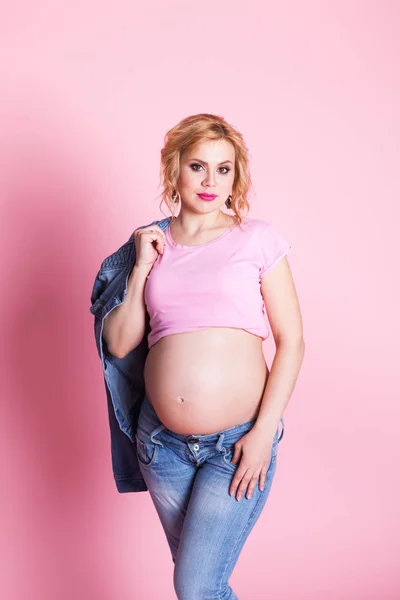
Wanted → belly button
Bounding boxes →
[176,396,185,403]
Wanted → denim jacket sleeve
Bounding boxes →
[89,217,170,493]
[90,232,137,322]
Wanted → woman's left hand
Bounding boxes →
[229,428,275,501]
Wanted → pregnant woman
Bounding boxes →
[102,113,305,600]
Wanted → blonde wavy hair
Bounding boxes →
[156,113,254,226]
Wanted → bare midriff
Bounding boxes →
[143,328,270,435]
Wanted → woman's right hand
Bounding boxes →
[133,224,166,269]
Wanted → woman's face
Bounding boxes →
[176,139,235,215]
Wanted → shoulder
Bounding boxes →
[247,217,290,240]
[231,216,285,244]
[239,217,283,243]
[254,218,291,277]
[245,217,275,233]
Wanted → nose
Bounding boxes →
[202,171,216,188]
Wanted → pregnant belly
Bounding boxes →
[143,328,270,435]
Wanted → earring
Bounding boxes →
[225,194,232,209]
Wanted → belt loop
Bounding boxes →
[216,432,225,451]
[150,424,166,446]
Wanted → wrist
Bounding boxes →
[252,416,280,439]
[133,263,152,275]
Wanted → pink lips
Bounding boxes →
[197,193,217,201]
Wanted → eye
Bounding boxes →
[190,163,231,174]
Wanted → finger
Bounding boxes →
[230,444,241,465]
[229,460,246,497]
[258,466,268,491]
[156,237,164,253]
[149,229,166,240]
[141,224,164,232]
[138,229,165,253]
[135,225,163,237]
[245,472,260,499]
[139,228,165,240]
[137,226,165,237]
[153,230,166,252]
[235,470,252,501]
[229,472,242,498]
[228,446,243,497]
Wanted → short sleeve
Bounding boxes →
[258,221,292,278]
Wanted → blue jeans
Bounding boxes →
[136,394,285,600]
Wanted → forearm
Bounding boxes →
[253,339,305,437]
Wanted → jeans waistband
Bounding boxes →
[138,394,285,446]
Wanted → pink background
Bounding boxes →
[1,2,399,599]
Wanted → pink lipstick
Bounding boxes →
[197,193,217,201]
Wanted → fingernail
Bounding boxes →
[237,495,242,502]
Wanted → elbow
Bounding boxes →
[107,341,141,359]
[107,343,130,359]
[275,336,305,351]
[102,336,127,360]
[108,348,126,359]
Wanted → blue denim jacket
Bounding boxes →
[89,216,173,493]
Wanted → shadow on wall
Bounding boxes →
[0,104,142,600]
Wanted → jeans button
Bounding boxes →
[193,443,200,451]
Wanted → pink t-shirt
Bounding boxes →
[144,216,292,348]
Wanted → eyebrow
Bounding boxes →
[188,158,233,165]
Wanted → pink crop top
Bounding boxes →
[144,216,292,348]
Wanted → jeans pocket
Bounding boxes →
[135,433,159,467]
[222,446,239,471]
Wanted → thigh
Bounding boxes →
[173,439,280,599]
[136,425,197,562]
